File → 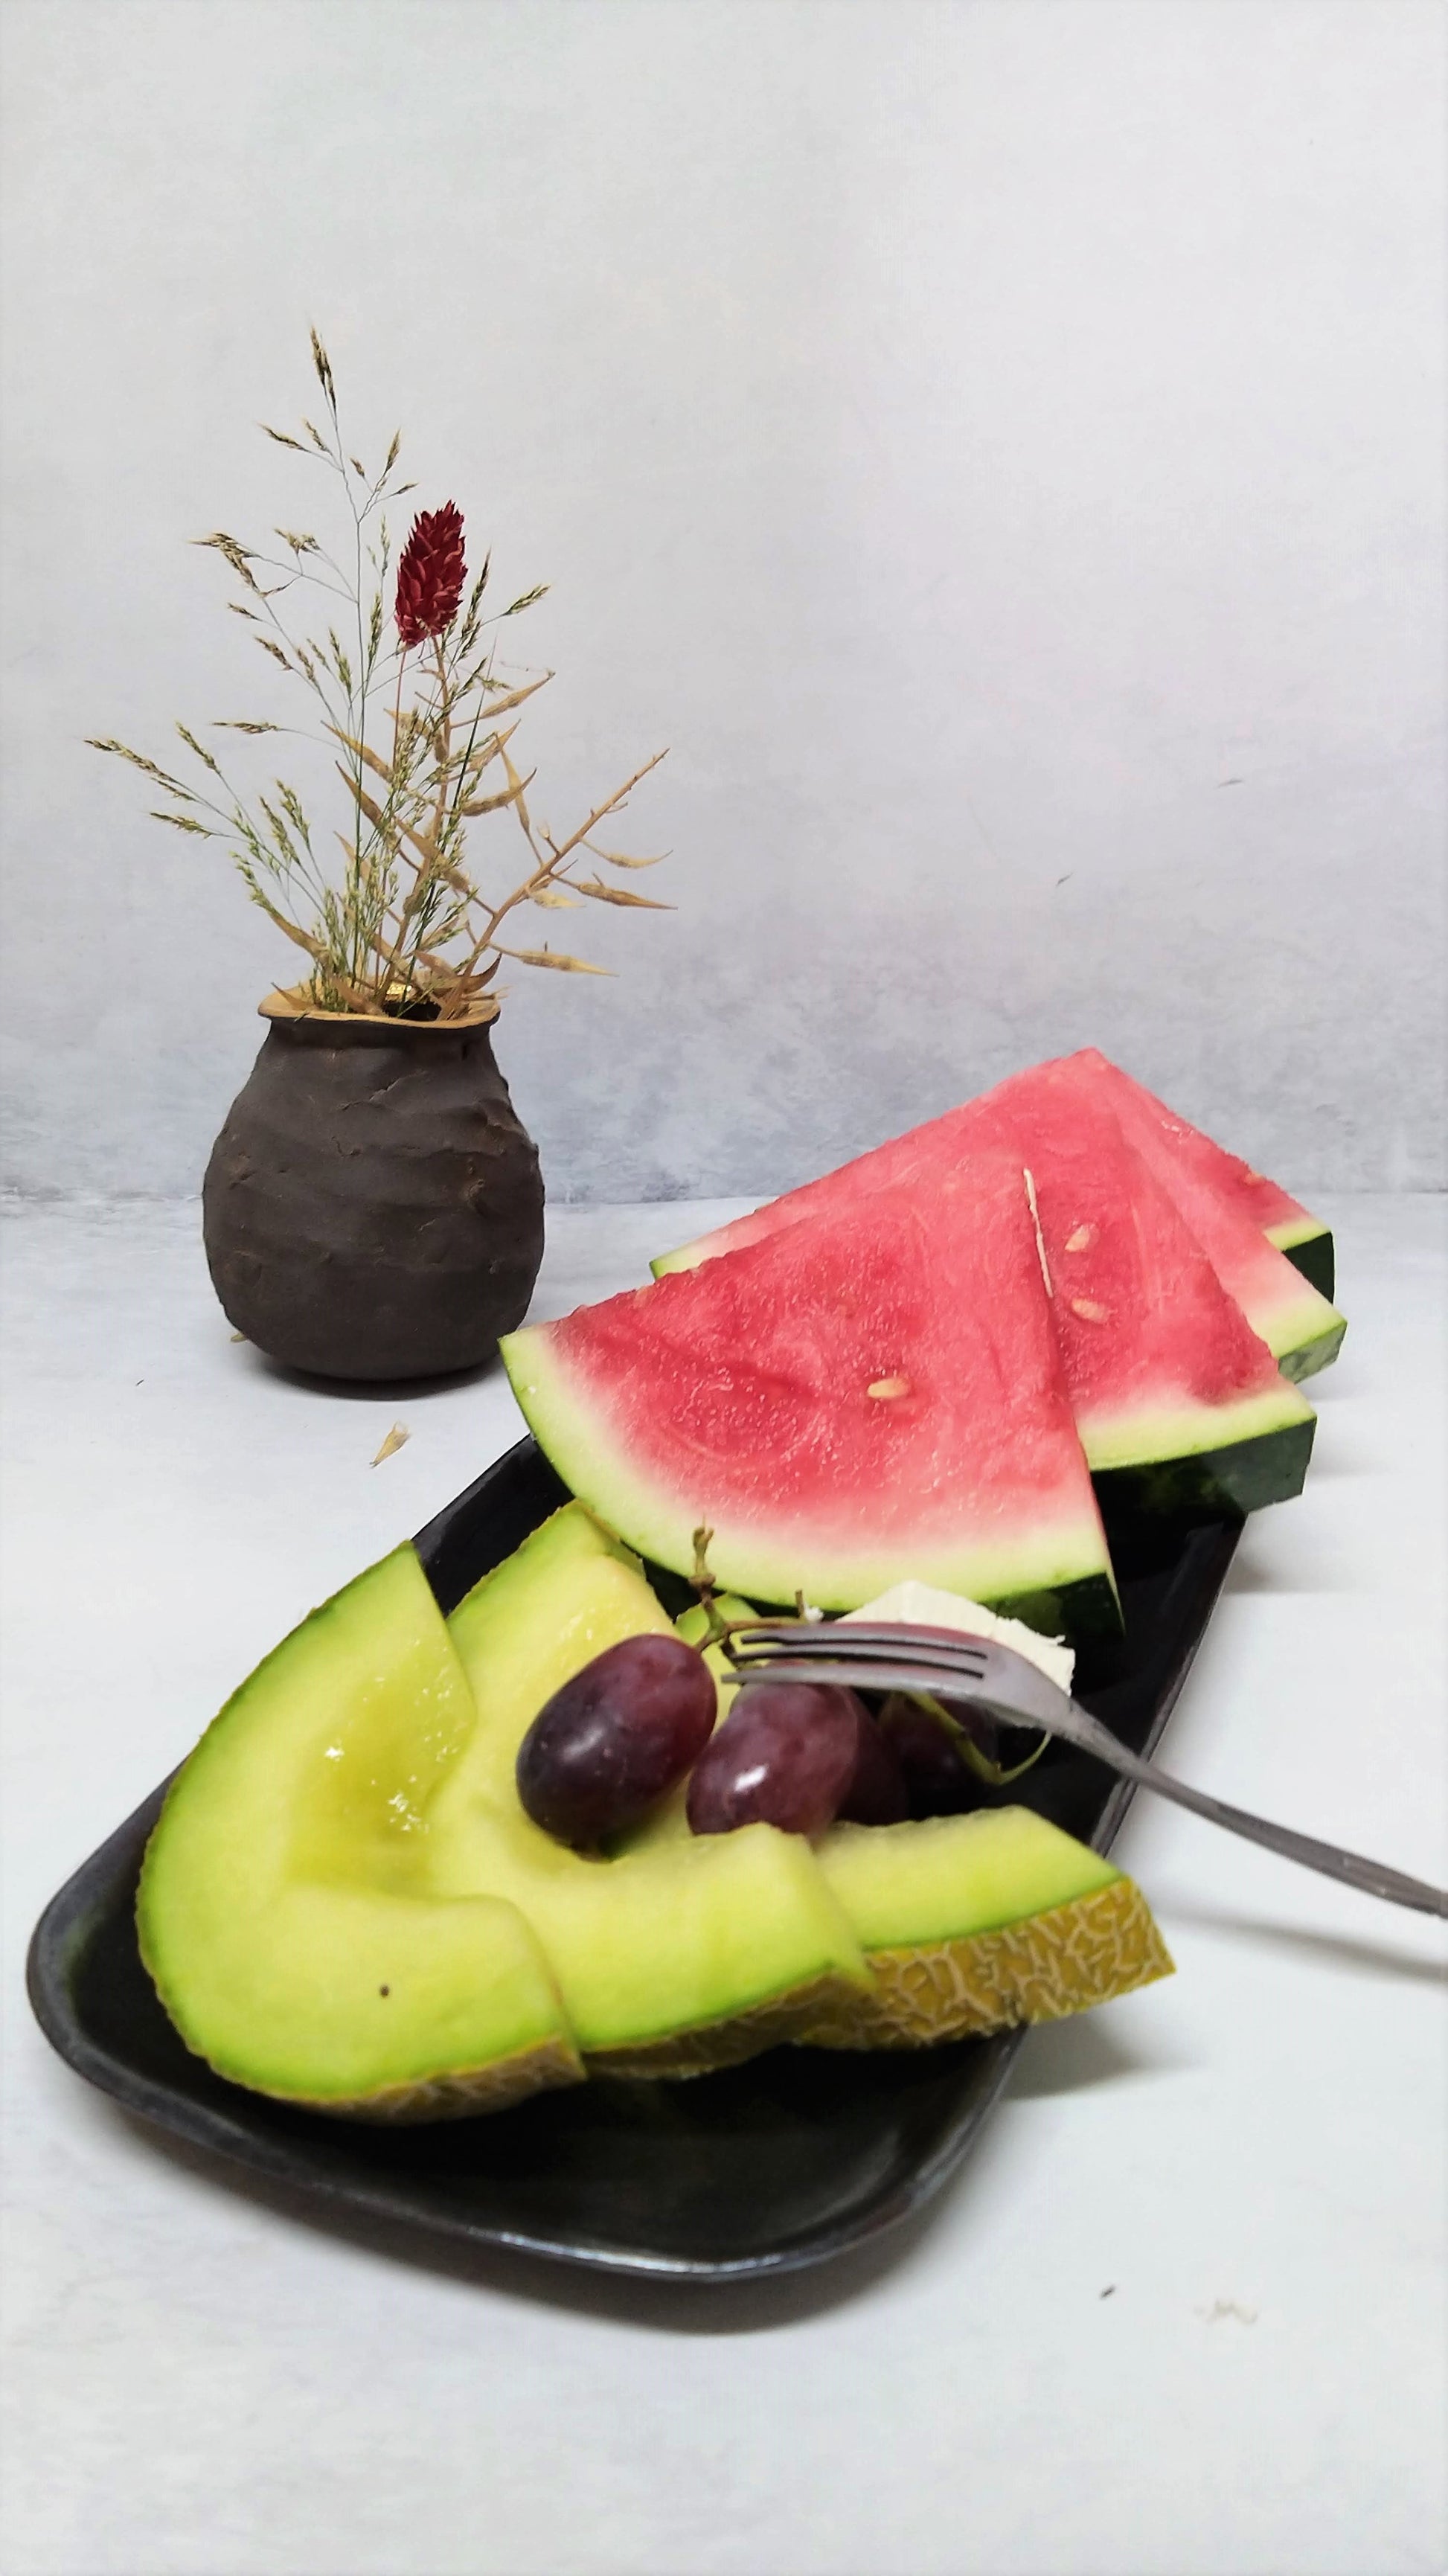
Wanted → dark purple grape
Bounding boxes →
[516,1635,717,1848]
[836,1708,909,1824]
[876,1696,984,1819]
[686,1682,868,1838]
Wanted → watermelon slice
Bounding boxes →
[999,1071,1318,1514]
[654,1067,1313,1518]
[1062,1054,1342,1377]
[1069,1050,1333,1298]
[502,1157,1121,1640]
[655,1050,1345,1387]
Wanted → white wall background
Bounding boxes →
[1,0,1443,1205]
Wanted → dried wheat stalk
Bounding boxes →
[91,333,670,1018]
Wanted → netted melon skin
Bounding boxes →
[274,2033,585,2124]
[586,1969,866,2080]
[793,1877,1173,2049]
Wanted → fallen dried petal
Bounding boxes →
[371,1423,411,1467]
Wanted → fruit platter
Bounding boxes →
[28,1050,1348,2279]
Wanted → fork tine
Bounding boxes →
[728,1623,990,1653]
[726,1624,992,1678]
[723,1658,1007,1701]
[734,1622,992,1649]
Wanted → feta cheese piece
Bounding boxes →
[842,1580,1074,1698]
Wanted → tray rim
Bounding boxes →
[25,1438,1242,2284]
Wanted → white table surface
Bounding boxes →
[2,1192,1444,2576]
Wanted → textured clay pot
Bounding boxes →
[203,993,545,1382]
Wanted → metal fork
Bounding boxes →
[721,1622,1448,1920]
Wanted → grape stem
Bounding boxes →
[689,1523,733,1648]
[910,1691,1050,1786]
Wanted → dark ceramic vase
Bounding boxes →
[202,996,545,1382]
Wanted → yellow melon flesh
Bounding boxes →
[139,1502,1173,2124]
[433,1512,871,2066]
[138,1545,583,2120]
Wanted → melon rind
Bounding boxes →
[500,1321,1118,1634]
[797,1879,1173,2048]
[798,1809,1172,2047]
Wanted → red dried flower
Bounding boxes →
[394,502,467,648]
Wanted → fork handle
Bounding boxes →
[1055,1700,1448,1920]
[725,1660,1448,1917]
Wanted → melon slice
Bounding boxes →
[502,1159,1121,1640]
[798,1810,1173,2047]
[432,1505,872,2071]
[141,1507,1175,2115]
[138,1513,872,2106]
[138,1545,583,2121]
[449,1517,1169,2064]
[810,1590,1168,2044]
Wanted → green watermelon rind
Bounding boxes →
[1269,1222,1336,1304]
[500,1329,1121,1636]
[651,1237,720,1280]
[1077,1382,1315,1477]
[1268,1291,1345,1384]
[1093,1414,1316,1522]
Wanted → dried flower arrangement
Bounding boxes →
[91,333,669,1021]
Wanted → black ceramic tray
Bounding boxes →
[27,1437,1240,2283]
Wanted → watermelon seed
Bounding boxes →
[1071,1298,1112,1324]
[1065,1223,1097,1252]
[867,1377,911,1400]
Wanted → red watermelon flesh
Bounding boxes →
[1069,1049,1329,1263]
[994,1069,1316,1493]
[502,1156,1119,1634]
[650,1057,1318,1508]
[655,1050,1344,1385]
[1063,1057,1343,1382]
